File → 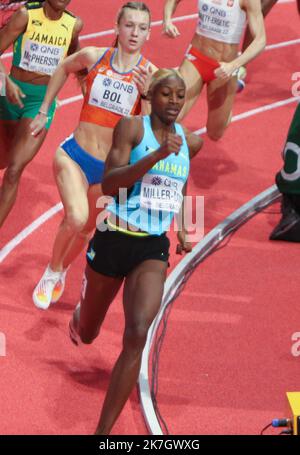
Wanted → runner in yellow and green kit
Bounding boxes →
[0,1,83,229]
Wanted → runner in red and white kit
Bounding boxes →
[163,0,266,141]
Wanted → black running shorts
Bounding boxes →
[86,227,170,278]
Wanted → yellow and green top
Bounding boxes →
[12,1,76,75]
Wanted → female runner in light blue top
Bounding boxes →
[69,68,203,435]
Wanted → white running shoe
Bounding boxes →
[51,268,68,303]
[32,265,61,310]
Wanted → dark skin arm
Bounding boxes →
[67,16,83,55]
[0,5,28,56]
[67,16,85,93]
[177,127,202,251]
[0,6,28,107]
[182,126,203,159]
[102,116,183,196]
[176,181,193,253]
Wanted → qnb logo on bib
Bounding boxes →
[103,78,112,87]
[30,43,39,52]
[20,39,64,75]
[140,174,183,213]
[89,73,138,116]
[151,176,163,186]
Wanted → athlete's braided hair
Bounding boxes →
[113,2,151,47]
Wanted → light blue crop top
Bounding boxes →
[107,115,190,235]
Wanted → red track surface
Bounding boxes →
[0,0,299,435]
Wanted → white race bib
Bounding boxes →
[88,73,138,116]
[20,40,64,75]
[140,174,184,213]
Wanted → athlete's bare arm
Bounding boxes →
[215,0,266,79]
[67,16,84,55]
[0,6,28,57]
[133,63,158,115]
[163,0,182,37]
[0,7,29,106]
[182,126,203,159]
[240,0,267,61]
[30,46,106,135]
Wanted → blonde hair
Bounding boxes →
[148,68,185,94]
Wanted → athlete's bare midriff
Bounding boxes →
[191,33,239,62]
[74,121,114,162]
[10,65,51,85]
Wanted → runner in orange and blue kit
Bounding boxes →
[31,2,158,310]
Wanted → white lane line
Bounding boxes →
[194,96,300,135]
[2,35,299,61]
[0,14,198,59]
[1,0,298,60]
[0,203,62,264]
[60,94,82,106]
[265,38,300,51]
[0,94,299,263]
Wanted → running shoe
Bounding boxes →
[236,66,247,93]
[51,268,68,303]
[32,265,61,310]
[237,78,246,93]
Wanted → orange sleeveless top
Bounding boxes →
[80,47,149,128]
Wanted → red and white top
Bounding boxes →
[80,47,149,128]
[196,0,246,44]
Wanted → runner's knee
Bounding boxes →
[123,323,151,353]
[5,163,25,185]
[65,210,89,233]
